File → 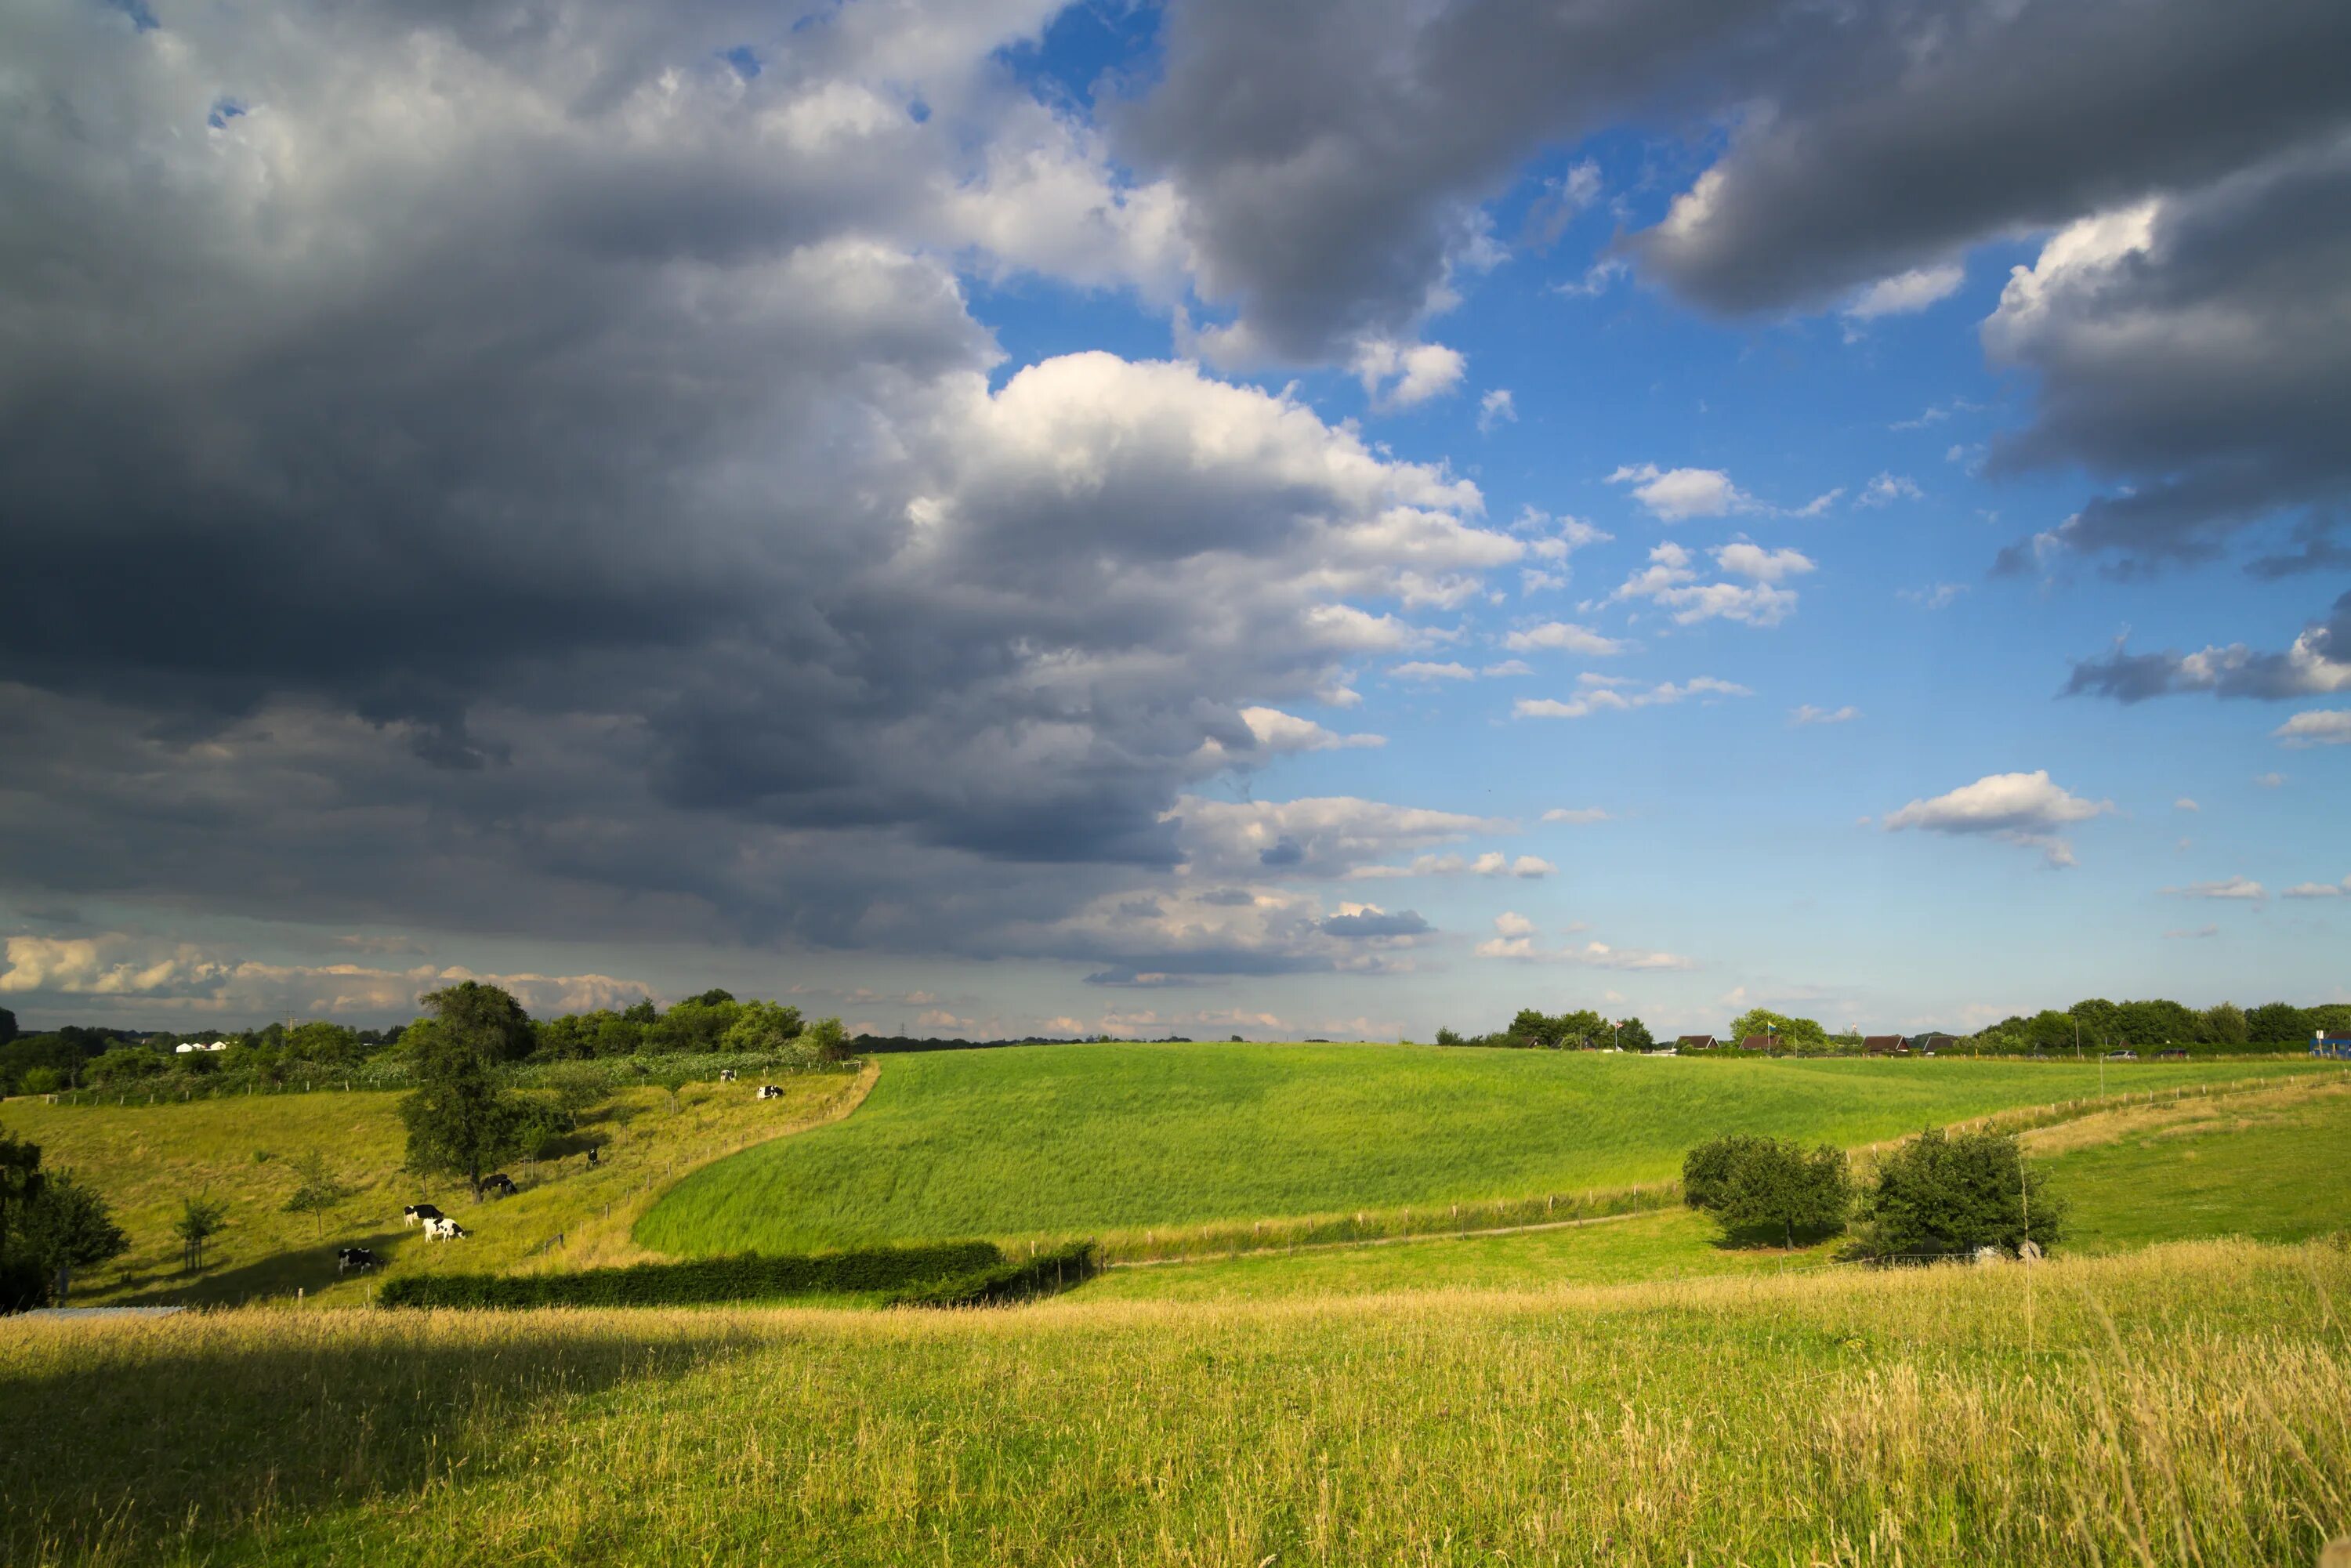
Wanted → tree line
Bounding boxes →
[1432,996,2351,1056]
[0,988,850,1098]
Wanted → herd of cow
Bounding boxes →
[326,1079,792,1282]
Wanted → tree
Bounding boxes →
[0,1127,42,1255]
[176,1192,230,1272]
[722,1000,805,1054]
[2201,1001,2248,1045]
[2245,1001,2309,1044]
[284,1020,365,1066]
[1726,1009,1828,1052]
[2114,998,2197,1046]
[1614,1017,1654,1052]
[400,984,532,1196]
[2068,997,2121,1048]
[1851,1128,2061,1262]
[804,1016,851,1063]
[1682,1135,1851,1248]
[542,1063,609,1127]
[281,1149,353,1238]
[17,1171,129,1303]
[1434,1027,1465,1047]
[0,1007,15,1046]
[85,1045,166,1088]
[1507,1008,1560,1048]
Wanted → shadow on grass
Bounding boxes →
[1709,1221,1848,1253]
[110,1231,418,1308]
[0,1315,767,1562]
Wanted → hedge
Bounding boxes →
[885,1241,1099,1308]
[376,1240,1002,1309]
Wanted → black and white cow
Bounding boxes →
[480,1173,517,1198]
[426,1216,469,1240]
[403,1204,444,1228]
[719,1068,737,1082]
[755,1084,784,1099]
[338,1247,381,1274]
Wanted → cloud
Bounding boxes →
[1478,389,1517,432]
[1351,337,1469,408]
[1481,660,1534,677]
[1843,264,1965,321]
[1790,704,1860,726]
[1390,661,1477,682]
[1346,850,1552,881]
[2063,592,2351,704]
[1516,675,1751,720]
[2162,876,2267,902]
[1541,807,1610,824]
[2283,877,2349,899]
[1857,473,1925,507]
[1882,770,2114,867]
[2275,709,2351,747]
[2174,798,2200,813]
[1475,915,1695,969]
[1607,464,1758,522]
[1503,621,1627,656]
[1238,708,1387,754]
[1899,584,1969,610]
[2255,772,2287,788]
[1319,906,1433,938]
[1607,541,1809,627]
[1172,796,1508,882]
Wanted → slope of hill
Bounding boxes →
[636,1041,2322,1255]
[0,1067,872,1307]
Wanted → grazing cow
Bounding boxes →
[719,1068,737,1082]
[585,1146,600,1168]
[428,1217,469,1240]
[480,1173,517,1198]
[403,1204,444,1228]
[338,1247,381,1274]
[755,1084,784,1099]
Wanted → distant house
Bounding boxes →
[1908,1032,1958,1052]
[1863,1034,1907,1056]
[1739,1034,1773,1052]
[1675,1034,1717,1051]
[173,1041,230,1054]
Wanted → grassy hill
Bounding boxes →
[636,1041,2324,1256]
[0,1067,871,1307]
[3,1241,2343,1565]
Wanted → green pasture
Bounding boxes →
[3,1242,2344,1566]
[637,1041,2321,1253]
[0,1070,868,1307]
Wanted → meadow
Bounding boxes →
[0,1067,872,1306]
[636,1042,2325,1256]
[1076,1079,2351,1302]
[2,1240,2345,1566]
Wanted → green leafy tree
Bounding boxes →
[542,1063,609,1127]
[722,999,806,1054]
[1434,1026,1465,1047]
[804,1016,851,1063]
[284,1020,366,1066]
[18,1066,64,1095]
[1725,1009,1828,1052]
[1682,1135,1850,1247]
[281,1149,354,1238]
[176,1192,230,1272]
[1853,1128,2061,1262]
[1614,1017,1654,1052]
[2244,1001,2310,1044]
[83,1045,166,1087]
[2068,997,2121,1048]
[2201,1001,2248,1045]
[2114,998,2197,1046]
[18,1171,129,1302]
[0,1127,42,1254]
[400,983,533,1196]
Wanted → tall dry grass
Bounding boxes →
[3,1240,2343,1565]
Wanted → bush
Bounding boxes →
[1851,1127,2062,1263]
[377,1240,1005,1309]
[1681,1135,1851,1247]
[884,1242,1100,1308]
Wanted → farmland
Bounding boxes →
[636,1042,2324,1255]
[3,1240,2345,1566]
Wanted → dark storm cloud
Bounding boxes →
[2061,591,2351,704]
[1125,0,2351,566]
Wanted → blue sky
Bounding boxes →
[2,0,2346,1037]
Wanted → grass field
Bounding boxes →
[637,1042,2327,1256]
[0,1067,871,1307]
[1075,1080,2351,1303]
[2,1240,2345,1566]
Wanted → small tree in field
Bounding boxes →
[281,1150,353,1238]
[176,1192,230,1273]
[804,1016,851,1063]
[19,1171,129,1302]
[400,982,533,1197]
[1683,1135,1852,1248]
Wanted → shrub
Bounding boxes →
[1681,1135,1851,1248]
[1850,1127,2062,1263]
[377,1240,1005,1309]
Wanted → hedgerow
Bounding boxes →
[376,1240,1000,1309]
[885,1242,1099,1308]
